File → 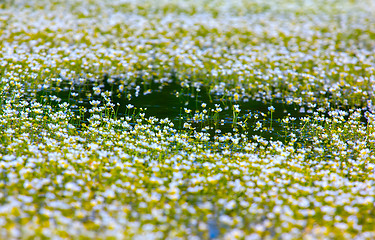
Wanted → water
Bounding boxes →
[37,75,313,142]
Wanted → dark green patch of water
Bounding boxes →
[38,75,313,142]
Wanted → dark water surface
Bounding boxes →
[38,76,313,142]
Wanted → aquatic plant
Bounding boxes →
[1,0,375,239]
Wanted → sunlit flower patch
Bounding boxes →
[1,0,375,239]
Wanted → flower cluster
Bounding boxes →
[1,0,375,239]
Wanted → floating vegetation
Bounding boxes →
[1,0,375,239]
